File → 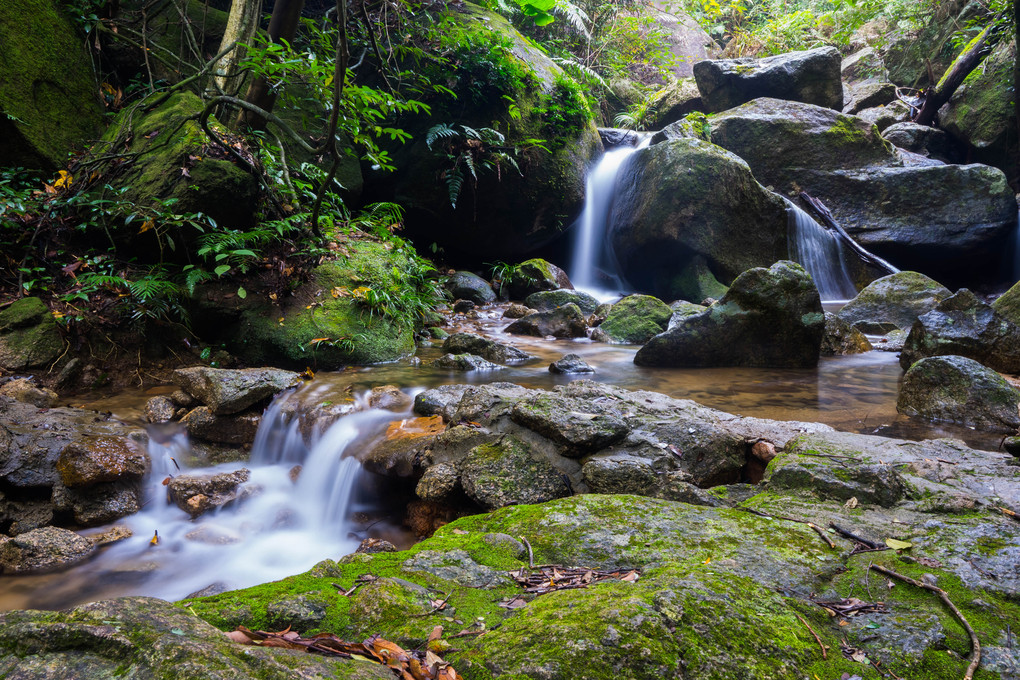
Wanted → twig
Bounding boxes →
[865,560,874,601]
[520,535,535,569]
[869,564,980,680]
[829,523,884,550]
[739,508,836,550]
[794,612,827,659]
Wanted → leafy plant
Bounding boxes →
[426,124,523,209]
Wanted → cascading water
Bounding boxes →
[785,200,858,302]
[23,389,414,608]
[569,138,649,299]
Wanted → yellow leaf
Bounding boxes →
[138,219,154,234]
[885,538,913,550]
[308,337,331,345]
[54,170,73,189]
[150,530,160,545]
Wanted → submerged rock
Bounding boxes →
[820,312,872,355]
[635,261,824,368]
[441,333,536,364]
[836,271,951,333]
[549,353,595,374]
[598,294,672,344]
[897,355,1020,432]
[693,46,843,112]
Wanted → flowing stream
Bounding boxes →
[785,201,859,302]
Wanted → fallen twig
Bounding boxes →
[869,564,980,680]
[829,523,886,551]
[794,612,827,659]
[520,535,535,569]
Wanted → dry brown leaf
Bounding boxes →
[226,630,253,644]
[428,625,444,642]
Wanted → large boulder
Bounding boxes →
[646,77,703,129]
[882,122,960,164]
[626,5,718,80]
[598,294,672,343]
[444,271,496,305]
[897,355,1020,432]
[441,333,535,364]
[835,271,952,333]
[172,367,301,415]
[704,98,1017,284]
[524,289,599,316]
[0,526,95,574]
[635,261,824,368]
[0,0,103,170]
[901,289,1020,373]
[693,47,843,113]
[459,436,571,510]
[609,138,789,301]
[0,297,63,370]
[387,4,601,261]
[506,258,572,300]
[504,304,587,338]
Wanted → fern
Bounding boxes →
[553,0,592,39]
[552,57,607,88]
[426,123,458,148]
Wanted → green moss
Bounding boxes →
[600,294,672,344]
[823,115,869,146]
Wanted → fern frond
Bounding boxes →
[460,125,481,141]
[447,169,464,209]
[426,123,457,148]
[462,152,478,180]
[552,57,607,88]
[553,0,591,39]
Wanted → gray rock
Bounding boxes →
[58,482,142,527]
[843,80,896,114]
[367,385,412,411]
[167,469,253,518]
[172,366,300,415]
[598,128,641,149]
[549,353,595,374]
[181,406,261,446]
[0,377,57,407]
[56,436,149,487]
[635,261,824,368]
[646,77,703,128]
[459,435,571,509]
[599,294,672,344]
[144,396,176,423]
[265,594,329,632]
[510,395,629,457]
[855,99,911,130]
[0,297,63,370]
[502,303,536,319]
[443,271,496,305]
[841,46,889,84]
[836,271,951,333]
[897,355,1020,432]
[504,304,588,338]
[413,384,470,420]
[452,298,476,314]
[693,46,843,112]
[821,312,872,355]
[667,301,707,329]
[416,463,460,502]
[0,526,94,574]
[883,122,960,164]
[430,353,504,371]
[525,289,600,316]
[442,332,536,364]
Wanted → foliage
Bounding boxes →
[426,124,523,208]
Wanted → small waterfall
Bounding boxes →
[786,201,858,302]
[570,137,649,299]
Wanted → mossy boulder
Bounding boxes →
[992,278,1020,325]
[820,312,872,355]
[507,258,572,300]
[459,435,571,509]
[609,138,789,301]
[840,46,889,85]
[231,242,419,368]
[693,46,843,112]
[705,97,1017,285]
[444,271,496,305]
[524,289,599,316]
[0,297,63,370]
[389,3,601,261]
[0,0,103,170]
[598,294,672,343]
[836,271,952,334]
[897,355,1020,432]
[635,261,824,368]
[645,77,703,129]
[94,92,259,246]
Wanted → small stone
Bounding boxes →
[144,396,176,423]
[750,440,777,463]
[169,390,196,407]
[502,303,536,319]
[356,538,397,554]
[452,299,476,313]
[549,354,596,374]
[89,525,133,546]
[0,377,58,407]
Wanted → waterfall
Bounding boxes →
[569,137,649,299]
[786,201,858,302]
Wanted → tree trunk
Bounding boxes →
[914,18,1000,126]
[209,0,263,98]
[235,0,306,130]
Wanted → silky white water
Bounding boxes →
[786,201,858,302]
[569,138,649,300]
[28,389,413,606]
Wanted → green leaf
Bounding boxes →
[237,286,247,299]
[885,538,912,550]
[214,264,231,277]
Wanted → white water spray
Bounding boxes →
[786,201,858,302]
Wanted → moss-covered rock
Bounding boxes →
[507,258,571,300]
[389,3,602,261]
[610,138,789,301]
[0,297,63,370]
[524,289,599,316]
[459,435,571,509]
[836,271,952,333]
[94,91,259,244]
[635,261,824,368]
[0,0,103,170]
[598,294,672,343]
[645,77,703,129]
[897,355,1020,432]
[230,242,418,368]
[820,311,872,355]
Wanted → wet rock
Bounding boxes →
[0,297,63,370]
[1005,437,1020,457]
[172,366,300,415]
[0,377,57,407]
[181,406,261,446]
[442,333,536,364]
[51,480,142,527]
[413,385,470,420]
[184,525,241,545]
[367,385,412,411]
[821,312,872,355]
[0,526,95,574]
[56,436,149,488]
[502,303,535,319]
[610,137,788,302]
[549,353,595,374]
[356,538,397,554]
[883,122,960,163]
[897,355,1020,432]
[504,304,588,338]
[416,463,460,502]
[635,261,824,368]
[599,128,641,149]
[0,497,54,536]
[363,416,444,478]
[836,271,951,333]
[843,80,896,115]
[430,353,504,371]
[443,271,496,305]
[144,396,176,423]
[506,258,572,300]
[89,525,133,547]
[693,46,843,112]
[901,289,1020,373]
[167,469,253,518]
[460,435,571,509]
[667,300,707,329]
[524,289,600,316]
[510,395,630,457]
[451,299,476,313]
[169,389,197,407]
[599,294,672,344]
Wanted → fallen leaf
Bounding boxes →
[885,538,912,550]
[149,530,159,545]
[226,630,253,644]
